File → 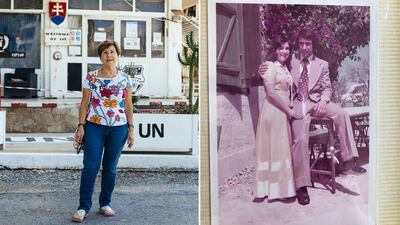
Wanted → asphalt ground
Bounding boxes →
[0,169,198,225]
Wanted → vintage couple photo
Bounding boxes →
[211,2,371,225]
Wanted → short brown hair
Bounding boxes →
[97,40,121,57]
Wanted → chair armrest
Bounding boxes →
[4,73,17,80]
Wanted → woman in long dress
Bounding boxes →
[254,35,302,202]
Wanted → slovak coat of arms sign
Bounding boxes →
[49,2,66,25]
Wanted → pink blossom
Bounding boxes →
[110,85,119,96]
[101,87,113,98]
[86,74,94,82]
[106,109,115,118]
[91,97,101,108]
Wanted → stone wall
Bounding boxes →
[6,107,79,133]
[4,103,189,133]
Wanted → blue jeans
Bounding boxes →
[78,121,128,213]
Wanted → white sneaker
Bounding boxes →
[72,209,86,223]
[99,206,115,217]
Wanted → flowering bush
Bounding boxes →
[260,4,370,81]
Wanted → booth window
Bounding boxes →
[136,0,164,12]
[0,13,41,68]
[14,0,42,9]
[120,20,146,58]
[103,0,133,11]
[69,0,99,10]
[151,19,165,58]
[87,20,114,57]
[0,0,10,9]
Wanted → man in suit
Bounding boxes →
[259,29,366,205]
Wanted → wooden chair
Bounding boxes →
[350,115,369,149]
[4,68,38,98]
[309,117,337,193]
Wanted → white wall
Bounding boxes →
[167,0,183,96]
[44,0,69,98]
[41,0,183,98]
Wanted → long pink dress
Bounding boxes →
[255,61,296,200]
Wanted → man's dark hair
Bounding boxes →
[295,29,319,51]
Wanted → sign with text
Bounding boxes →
[94,32,106,42]
[132,114,198,152]
[124,37,140,50]
[45,28,69,45]
[69,29,81,45]
[0,34,25,58]
[126,22,138,37]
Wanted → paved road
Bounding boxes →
[0,169,198,225]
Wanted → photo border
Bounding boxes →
[207,1,377,224]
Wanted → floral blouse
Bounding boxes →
[83,70,132,126]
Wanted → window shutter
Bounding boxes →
[216,4,262,93]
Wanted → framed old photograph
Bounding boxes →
[208,0,377,224]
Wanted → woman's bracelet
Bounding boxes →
[77,123,85,128]
[128,124,134,129]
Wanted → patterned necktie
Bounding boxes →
[297,58,309,101]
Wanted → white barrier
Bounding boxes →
[130,113,199,154]
[0,111,5,150]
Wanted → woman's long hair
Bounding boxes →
[266,35,292,71]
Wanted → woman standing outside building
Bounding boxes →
[254,35,302,202]
[72,40,134,222]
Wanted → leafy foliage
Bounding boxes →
[155,103,199,114]
[174,104,193,114]
[260,4,370,81]
[335,49,369,106]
